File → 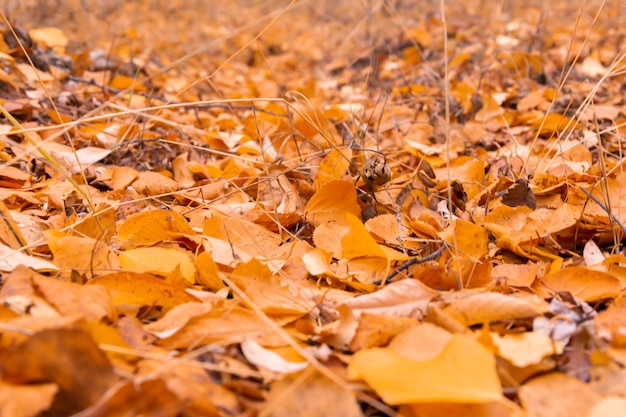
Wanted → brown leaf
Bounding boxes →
[0,327,117,415]
[262,370,362,417]
[72,379,182,417]
[501,179,537,210]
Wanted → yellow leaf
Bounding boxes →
[443,292,548,326]
[230,259,314,315]
[519,373,601,417]
[531,112,580,135]
[490,331,563,367]
[0,381,57,417]
[533,266,621,301]
[108,74,146,92]
[88,271,199,313]
[314,147,352,190]
[439,219,488,260]
[29,27,68,54]
[119,247,196,284]
[349,334,502,404]
[117,209,194,250]
[45,230,120,277]
[195,252,225,291]
[342,213,386,259]
[304,180,361,226]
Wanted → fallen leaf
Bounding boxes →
[230,258,315,315]
[0,381,57,417]
[144,300,269,349]
[533,266,622,301]
[442,292,549,326]
[261,369,362,417]
[0,327,117,416]
[304,180,361,226]
[240,338,308,374]
[340,279,439,318]
[349,334,502,404]
[0,241,58,272]
[87,271,199,314]
[314,146,353,190]
[518,373,601,417]
[72,378,182,417]
[119,246,197,284]
[116,209,195,250]
[587,397,626,417]
[387,322,453,361]
[490,331,563,367]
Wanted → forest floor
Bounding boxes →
[2,0,626,416]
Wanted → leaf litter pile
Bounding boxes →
[3,0,626,415]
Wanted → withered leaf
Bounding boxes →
[501,179,537,210]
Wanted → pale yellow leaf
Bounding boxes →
[349,334,502,404]
[119,247,196,284]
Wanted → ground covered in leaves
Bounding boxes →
[2,0,626,416]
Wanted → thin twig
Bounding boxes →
[378,243,448,285]
[578,186,626,236]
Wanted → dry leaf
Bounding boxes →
[240,338,308,374]
[262,369,363,417]
[116,209,194,250]
[349,334,503,404]
[87,271,199,314]
[0,328,117,416]
[304,180,361,226]
[119,246,197,283]
[519,373,601,417]
[533,266,622,301]
[0,381,57,417]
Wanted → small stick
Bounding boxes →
[378,243,448,285]
[578,187,626,236]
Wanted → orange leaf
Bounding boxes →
[45,229,120,277]
[341,279,439,318]
[531,112,580,135]
[87,271,199,313]
[262,370,362,417]
[341,213,386,259]
[304,180,361,226]
[0,328,117,415]
[230,259,315,315]
[75,378,182,417]
[195,252,225,291]
[144,300,268,349]
[203,212,284,262]
[533,266,622,301]
[314,146,352,190]
[443,292,548,326]
[117,209,194,250]
[119,247,197,283]
[519,373,601,417]
[439,219,488,260]
[0,381,57,417]
[349,334,502,404]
